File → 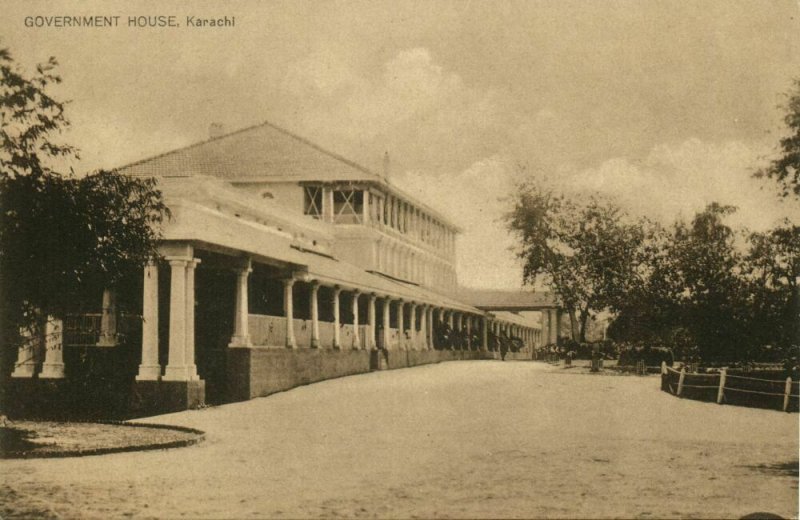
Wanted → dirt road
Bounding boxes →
[2,361,797,518]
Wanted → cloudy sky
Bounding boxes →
[3,0,800,288]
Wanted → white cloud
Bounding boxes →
[562,138,798,231]
[278,47,505,172]
[280,48,799,290]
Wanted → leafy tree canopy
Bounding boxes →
[505,182,648,342]
[756,78,800,198]
[0,48,168,352]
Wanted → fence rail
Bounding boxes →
[662,364,798,413]
[63,313,138,347]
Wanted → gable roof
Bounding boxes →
[117,120,461,231]
[119,120,379,182]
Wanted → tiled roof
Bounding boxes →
[454,288,560,310]
[119,121,379,182]
[118,120,460,231]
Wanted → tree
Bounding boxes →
[0,48,168,372]
[756,78,800,198]
[742,222,800,358]
[609,204,798,363]
[505,182,648,342]
[665,204,748,360]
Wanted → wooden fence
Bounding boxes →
[661,363,799,412]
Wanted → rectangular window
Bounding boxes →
[303,186,323,219]
[333,189,363,224]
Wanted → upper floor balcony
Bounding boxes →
[301,181,458,262]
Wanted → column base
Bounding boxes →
[228,335,251,348]
[136,364,162,381]
[132,379,205,416]
[11,363,37,378]
[39,363,65,379]
[96,334,118,348]
[186,365,200,381]
[163,365,191,381]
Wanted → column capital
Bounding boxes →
[231,256,250,272]
[166,257,190,267]
[283,278,296,287]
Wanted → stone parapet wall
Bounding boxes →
[227,347,491,402]
[227,347,371,401]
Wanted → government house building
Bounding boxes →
[7,121,562,417]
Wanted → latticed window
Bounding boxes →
[303,186,323,219]
[333,189,363,224]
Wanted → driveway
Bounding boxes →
[1,361,797,518]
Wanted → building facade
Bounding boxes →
[7,121,560,417]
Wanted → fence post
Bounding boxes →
[716,368,726,404]
[784,377,792,412]
[677,367,686,396]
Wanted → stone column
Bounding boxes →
[40,317,65,379]
[554,309,562,344]
[481,317,489,351]
[419,305,428,350]
[545,310,556,344]
[409,303,417,350]
[324,187,334,223]
[96,288,118,347]
[11,321,39,378]
[397,300,405,350]
[466,315,472,350]
[427,307,434,349]
[310,282,320,348]
[229,258,252,347]
[163,258,189,381]
[332,286,341,349]
[137,261,161,380]
[448,311,454,328]
[362,190,370,224]
[284,278,296,348]
[546,317,550,344]
[184,259,200,380]
[368,294,377,350]
[382,297,391,350]
[352,291,361,349]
